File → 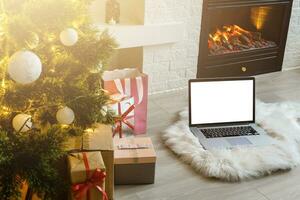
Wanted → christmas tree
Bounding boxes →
[0,0,116,199]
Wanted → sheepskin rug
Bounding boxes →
[162,100,300,181]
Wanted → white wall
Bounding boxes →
[143,0,202,93]
[143,0,300,93]
[283,0,300,69]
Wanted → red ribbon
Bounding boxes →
[113,102,135,138]
[72,153,108,200]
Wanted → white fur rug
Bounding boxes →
[162,100,300,181]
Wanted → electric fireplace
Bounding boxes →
[197,0,293,78]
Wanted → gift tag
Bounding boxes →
[118,144,150,150]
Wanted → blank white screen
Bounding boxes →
[190,80,254,125]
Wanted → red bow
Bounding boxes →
[113,103,135,138]
[72,153,108,200]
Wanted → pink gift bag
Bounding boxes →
[102,68,148,134]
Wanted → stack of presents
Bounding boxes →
[21,69,157,200]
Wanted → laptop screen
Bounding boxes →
[190,79,254,126]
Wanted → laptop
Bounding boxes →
[189,77,273,150]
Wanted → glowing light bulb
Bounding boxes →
[51,46,57,53]
[1,78,5,88]
[72,21,80,29]
[1,106,10,115]
[61,124,69,128]
[85,128,93,133]
[47,34,56,42]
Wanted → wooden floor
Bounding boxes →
[115,69,300,200]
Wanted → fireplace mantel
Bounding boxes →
[96,23,184,49]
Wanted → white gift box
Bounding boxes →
[108,94,134,118]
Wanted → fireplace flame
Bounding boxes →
[208,24,276,55]
[209,25,251,43]
[251,6,272,30]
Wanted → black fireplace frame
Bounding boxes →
[197,0,293,78]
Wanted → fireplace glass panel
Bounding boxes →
[208,5,285,56]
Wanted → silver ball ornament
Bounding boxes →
[56,106,75,125]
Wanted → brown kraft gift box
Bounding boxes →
[83,124,114,200]
[114,137,156,184]
[68,151,107,200]
[64,124,114,200]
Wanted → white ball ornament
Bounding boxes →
[60,28,78,46]
[56,106,75,125]
[12,114,32,133]
[8,50,42,84]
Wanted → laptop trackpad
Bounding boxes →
[227,138,252,146]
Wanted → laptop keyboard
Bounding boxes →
[200,126,259,138]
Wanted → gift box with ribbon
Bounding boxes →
[102,68,148,135]
[64,124,114,200]
[68,151,108,200]
[107,93,135,138]
[114,137,156,184]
